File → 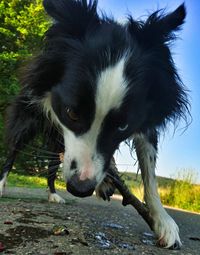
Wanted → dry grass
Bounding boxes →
[128,170,200,213]
[159,170,200,213]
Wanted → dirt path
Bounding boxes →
[0,187,200,255]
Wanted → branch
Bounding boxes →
[108,161,154,231]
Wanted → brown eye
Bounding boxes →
[66,108,79,121]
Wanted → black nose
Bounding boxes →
[67,174,96,197]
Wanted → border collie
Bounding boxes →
[0,0,189,249]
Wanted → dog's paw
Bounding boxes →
[153,211,181,249]
[0,178,6,197]
[95,176,115,201]
[48,193,66,204]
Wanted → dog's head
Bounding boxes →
[29,0,188,197]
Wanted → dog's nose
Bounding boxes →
[67,174,96,197]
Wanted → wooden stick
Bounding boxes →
[108,161,154,231]
[60,153,154,230]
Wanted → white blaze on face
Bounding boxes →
[60,56,128,184]
[96,57,128,117]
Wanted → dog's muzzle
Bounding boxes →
[67,174,96,197]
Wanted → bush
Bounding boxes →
[0,0,50,175]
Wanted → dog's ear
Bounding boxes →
[128,3,186,46]
[43,0,99,39]
[20,51,66,96]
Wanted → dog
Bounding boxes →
[0,0,189,249]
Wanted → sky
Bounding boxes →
[97,0,200,183]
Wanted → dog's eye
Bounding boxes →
[66,108,79,122]
[118,124,128,132]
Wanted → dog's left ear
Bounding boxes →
[128,3,186,45]
[43,0,100,39]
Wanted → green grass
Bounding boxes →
[7,173,66,190]
[7,170,200,213]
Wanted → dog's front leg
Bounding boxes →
[95,157,117,201]
[0,150,17,197]
[133,130,181,249]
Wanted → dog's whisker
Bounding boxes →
[15,149,59,160]
[48,164,62,170]
[23,159,61,165]
[48,159,62,163]
[24,144,60,156]
[33,165,62,177]
[56,138,64,146]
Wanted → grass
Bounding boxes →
[6,169,200,213]
[7,173,66,190]
[121,170,200,213]
[159,170,200,213]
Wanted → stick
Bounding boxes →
[108,161,154,231]
[59,153,154,230]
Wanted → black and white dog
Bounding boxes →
[0,0,189,249]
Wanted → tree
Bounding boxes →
[0,0,49,52]
[0,0,50,110]
[0,0,50,172]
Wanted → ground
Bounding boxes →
[0,187,200,255]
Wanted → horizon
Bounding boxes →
[97,0,200,183]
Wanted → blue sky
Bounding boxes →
[98,0,200,182]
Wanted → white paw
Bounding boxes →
[153,211,181,248]
[48,193,66,204]
[0,178,6,197]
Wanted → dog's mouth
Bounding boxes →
[67,183,94,197]
[66,174,96,198]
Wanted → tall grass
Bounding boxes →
[126,169,200,213]
[159,170,200,212]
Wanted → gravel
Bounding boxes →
[0,187,200,255]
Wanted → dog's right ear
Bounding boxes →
[43,0,100,39]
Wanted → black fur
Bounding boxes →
[1,0,189,202]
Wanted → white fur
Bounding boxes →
[62,130,105,184]
[134,134,181,248]
[41,92,61,126]
[42,56,128,186]
[96,57,128,116]
[48,192,66,204]
[62,57,128,183]
[153,207,181,248]
[0,173,7,197]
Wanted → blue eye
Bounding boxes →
[118,124,128,132]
